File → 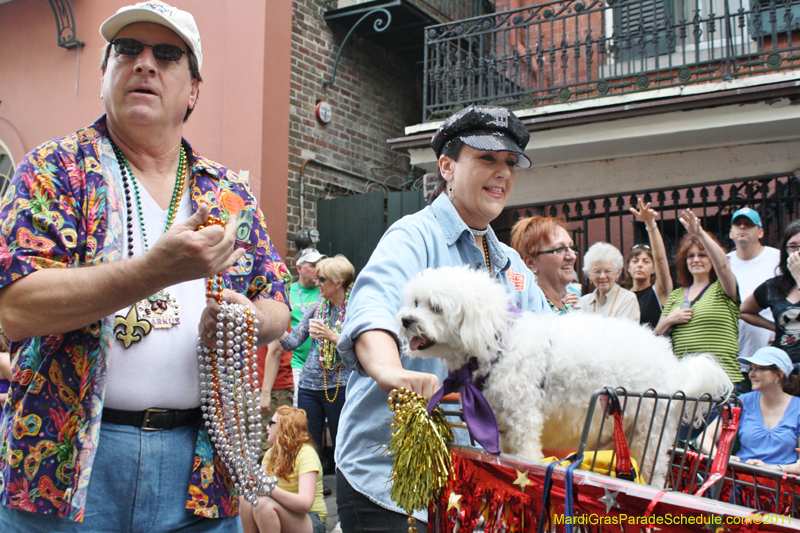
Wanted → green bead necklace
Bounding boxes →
[110,139,186,254]
[109,137,187,347]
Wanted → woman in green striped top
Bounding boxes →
[654,209,742,385]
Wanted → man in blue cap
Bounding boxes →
[728,207,780,391]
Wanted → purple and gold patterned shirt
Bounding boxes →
[0,116,290,521]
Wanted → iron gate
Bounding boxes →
[316,189,426,275]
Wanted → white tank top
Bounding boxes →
[104,184,206,410]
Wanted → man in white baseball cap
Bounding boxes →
[0,2,291,531]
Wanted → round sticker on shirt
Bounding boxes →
[221,191,245,216]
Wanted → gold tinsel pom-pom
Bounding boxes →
[386,387,454,514]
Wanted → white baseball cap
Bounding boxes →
[296,248,326,265]
[100,1,203,71]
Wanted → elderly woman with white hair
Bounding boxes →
[579,242,641,321]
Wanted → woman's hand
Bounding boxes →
[374,367,441,398]
[679,209,703,236]
[744,458,783,472]
[667,307,692,326]
[309,319,338,343]
[630,198,658,228]
[564,291,579,308]
[788,251,800,287]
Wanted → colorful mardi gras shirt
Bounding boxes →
[0,116,291,521]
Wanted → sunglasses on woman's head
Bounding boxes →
[631,243,651,251]
[110,38,188,62]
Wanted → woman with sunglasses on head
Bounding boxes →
[626,198,673,329]
[580,242,641,321]
[279,255,354,472]
[239,406,327,533]
[700,347,800,474]
[740,220,800,367]
[334,106,549,532]
[654,210,743,386]
[511,216,579,314]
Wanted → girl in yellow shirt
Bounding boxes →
[240,406,327,533]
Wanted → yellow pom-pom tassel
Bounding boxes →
[385,387,454,515]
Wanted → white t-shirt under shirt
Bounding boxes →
[728,246,781,363]
[104,185,207,410]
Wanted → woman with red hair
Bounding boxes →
[511,216,579,314]
[239,406,327,533]
[654,209,742,386]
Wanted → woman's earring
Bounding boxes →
[447,185,454,201]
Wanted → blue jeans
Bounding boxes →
[337,470,427,533]
[297,387,346,462]
[0,422,242,533]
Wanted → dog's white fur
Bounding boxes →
[397,266,733,485]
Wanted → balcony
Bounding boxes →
[325,0,493,61]
[422,0,800,121]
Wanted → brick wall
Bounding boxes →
[287,0,424,267]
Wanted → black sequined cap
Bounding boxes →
[430,106,531,168]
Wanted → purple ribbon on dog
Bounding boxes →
[427,361,500,454]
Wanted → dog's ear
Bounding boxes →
[427,293,444,315]
[457,272,512,360]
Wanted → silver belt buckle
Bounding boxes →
[141,408,168,431]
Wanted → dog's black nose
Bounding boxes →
[401,317,413,329]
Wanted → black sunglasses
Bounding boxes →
[317,276,327,283]
[268,420,276,427]
[537,245,580,256]
[110,38,188,62]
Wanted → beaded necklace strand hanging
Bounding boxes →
[314,288,350,403]
[546,298,572,315]
[297,285,322,315]
[197,215,277,505]
[110,138,186,347]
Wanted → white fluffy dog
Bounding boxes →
[397,266,733,485]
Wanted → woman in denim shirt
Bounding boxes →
[335,106,550,532]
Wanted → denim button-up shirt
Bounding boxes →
[335,193,549,521]
[0,117,290,521]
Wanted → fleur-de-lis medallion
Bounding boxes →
[114,306,153,348]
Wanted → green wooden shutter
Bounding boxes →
[317,192,385,275]
[613,0,675,61]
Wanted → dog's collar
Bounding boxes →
[427,360,501,454]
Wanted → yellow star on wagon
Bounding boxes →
[447,490,462,511]
[513,469,533,492]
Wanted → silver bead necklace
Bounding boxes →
[197,301,277,504]
[195,219,276,505]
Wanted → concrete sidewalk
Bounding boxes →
[323,473,338,532]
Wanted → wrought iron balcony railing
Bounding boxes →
[423,0,800,121]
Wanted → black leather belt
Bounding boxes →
[101,407,202,431]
